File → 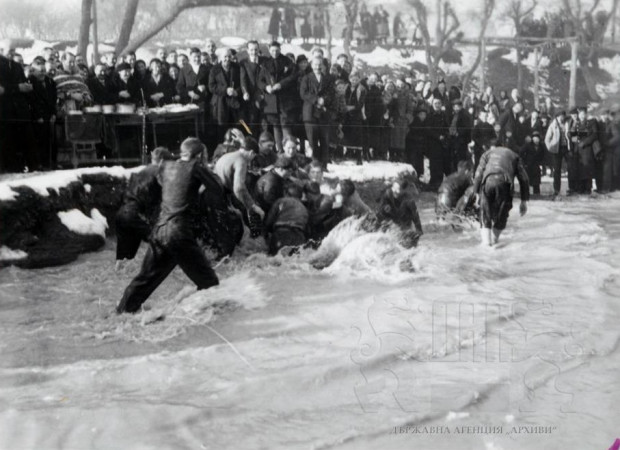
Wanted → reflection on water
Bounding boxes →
[1,193,619,450]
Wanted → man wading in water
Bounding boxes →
[473,137,529,246]
[116,138,223,314]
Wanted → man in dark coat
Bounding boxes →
[28,56,58,170]
[264,183,309,255]
[0,46,36,172]
[377,177,423,248]
[115,147,173,268]
[426,97,449,190]
[239,40,265,137]
[300,56,336,167]
[569,107,597,194]
[208,48,242,144]
[116,138,223,314]
[406,107,429,181]
[268,6,281,41]
[88,63,118,105]
[519,131,546,194]
[448,100,473,171]
[436,160,474,216]
[143,58,176,107]
[473,138,529,246]
[177,47,210,105]
[499,102,524,147]
[177,47,212,149]
[115,62,141,105]
[254,156,294,213]
[364,73,385,160]
[522,109,543,141]
[257,41,298,152]
[471,109,495,172]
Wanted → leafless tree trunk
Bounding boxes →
[408,0,460,85]
[119,0,331,55]
[115,0,140,56]
[343,0,359,58]
[77,0,93,60]
[461,0,495,92]
[323,4,332,62]
[506,0,537,97]
[561,0,619,102]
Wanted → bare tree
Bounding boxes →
[562,0,619,101]
[461,0,495,92]
[323,1,333,61]
[77,0,94,60]
[115,0,140,56]
[117,0,334,55]
[506,0,537,97]
[408,0,461,84]
[343,0,359,58]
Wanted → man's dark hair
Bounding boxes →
[189,47,201,55]
[181,137,206,157]
[32,56,46,65]
[269,41,281,48]
[286,184,303,199]
[151,147,174,162]
[247,40,259,47]
[243,136,259,154]
[482,136,499,149]
[340,179,356,198]
[149,58,162,67]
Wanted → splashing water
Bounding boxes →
[1,193,620,449]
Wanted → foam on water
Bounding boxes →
[1,192,620,449]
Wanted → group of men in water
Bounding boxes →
[115,133,526,314]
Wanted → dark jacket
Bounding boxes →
[28,75,57,121]
[156,159,224,232]
[208,63,241,124]
[176,64,210,104]
[264,196,309,233]
[437,170,472,209]
[377,188,423,233]
[254,170,285,213]
[299,72,336,123]
[239,58,264,104]
[115,77,141,104]
[257,54,298,115]
[87,77,117,105]
[426,108,449,157]
[473,146,530,202]
[143,73,177,107]
[520,141,546,186]
[499,109,523,146]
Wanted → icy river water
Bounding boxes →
[1,189,619,450]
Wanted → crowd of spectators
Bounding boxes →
[1,38,619,196]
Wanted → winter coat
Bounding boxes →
[299,72,336,123]
[208,63,241,124]
[257,54,298,116]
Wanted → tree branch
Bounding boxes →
[121,0,331,54]
[115,0,140,55]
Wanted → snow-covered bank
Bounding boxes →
[0,162,415,269]
[0,167,133,268]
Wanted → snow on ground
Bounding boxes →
[597,55,620,97]
[57,208,108,238]
[324,160,414,183]
[220,36,248,48]
[0,246,28,261]
[0,166,142,202]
